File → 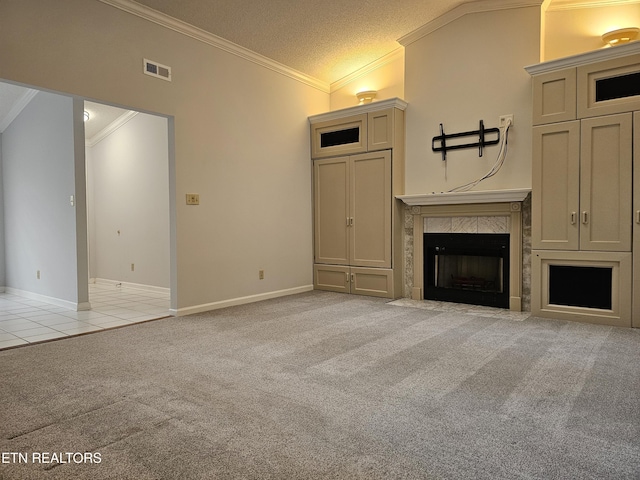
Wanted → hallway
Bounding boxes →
[0,283,169,350]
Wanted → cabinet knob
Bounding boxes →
[570,212,577,225]
[636,210,640,224]
[582,211,589,224]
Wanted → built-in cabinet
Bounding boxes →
[532,114,633,252]
[310,99,407,298]
[527,45,640,327]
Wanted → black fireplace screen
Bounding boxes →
[424,233,510,308]
[548,265,612,310]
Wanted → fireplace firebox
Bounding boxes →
[424,233,510,308]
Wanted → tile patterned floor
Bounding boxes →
[0,283,170,350]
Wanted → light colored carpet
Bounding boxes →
[1,291,639,479]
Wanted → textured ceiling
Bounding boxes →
[132,0,470,84]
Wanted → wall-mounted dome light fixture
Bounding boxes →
[602,27,639,47]
[356,90,377,104]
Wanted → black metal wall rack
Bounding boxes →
[432,120,500,161]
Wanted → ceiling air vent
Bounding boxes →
[143,59,172,82]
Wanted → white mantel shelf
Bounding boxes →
[397,188,531,206]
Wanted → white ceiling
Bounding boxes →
[0,89,131,141]
[84,102,131,140]
[132,0,473,84]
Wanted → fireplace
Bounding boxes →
[397,188,531,312]
[424,233,510,308]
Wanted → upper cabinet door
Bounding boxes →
[532,121,580,250]
[367,108,395,151]
[532,68,577,125]
[311,114,367,159]
[580,113,633,252]
[577,54,640,118]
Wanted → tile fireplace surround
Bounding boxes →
[398,189,532,312]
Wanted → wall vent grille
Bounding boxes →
[143,59,172,82]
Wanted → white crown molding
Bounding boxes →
[398,0,544,46]
[0,89,38,133]
[330,48,404,93]
[85,110,138,147]
[98,0,330,93]
[524,40,640,75]
[308,97,408,124]
[547,0,640,11]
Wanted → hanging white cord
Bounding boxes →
[448,117,512,192]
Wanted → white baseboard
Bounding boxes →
[92,278,170,295]
[4,288,92,311]
[170,285,314,317]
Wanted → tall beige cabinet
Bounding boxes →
[309,99,407,298]
[526,43,640,327]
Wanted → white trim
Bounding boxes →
[308,97,408,124]
[4,287,91,311]
[525,41,640,75]
[170,285,314,317]
[0,89,38,133]
[547,0,640,11]
[98,0,329,93]
[92,278,170,295]
[398,0,543,46]
[397,188,531,206]
[85,110,138,147]
[330,48,404,93]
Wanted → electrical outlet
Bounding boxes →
[186,194,200,205]
[259,269,264,280]
[499,115,514,128]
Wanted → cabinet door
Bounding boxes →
[311,114,367,159]
[350,151,392,268]
[580,113,633,252]
[532,121,580,250]
[351,267,394,298]
[367,108,394,151]
[632,112,640,327]
[313,264,350,293]
[577,54,640,118]
[532,68,577,125]
[314,157,350,265]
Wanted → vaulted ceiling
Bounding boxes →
[131,0,472,85]
[0,0,627,131]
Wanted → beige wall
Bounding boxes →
[330,50,405,111]
[403,6,541,194]
[544,2,640,61]
[0,0,329,313]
